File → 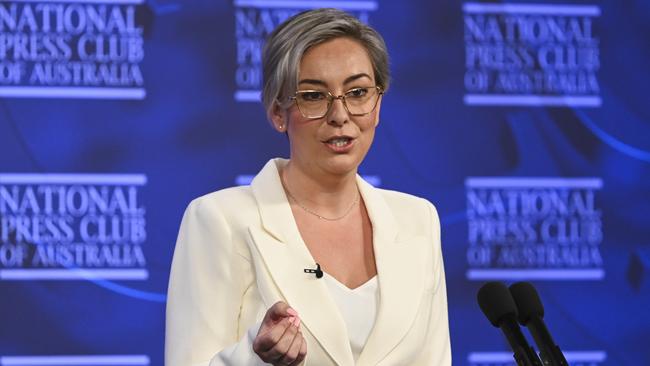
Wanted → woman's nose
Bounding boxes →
[327,96,348,126]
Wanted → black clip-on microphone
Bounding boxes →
[304,263,323,278]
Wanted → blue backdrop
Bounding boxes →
[1,0,649,365]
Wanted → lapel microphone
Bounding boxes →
[304,263,323,278]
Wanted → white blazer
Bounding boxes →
[165,159,451,366]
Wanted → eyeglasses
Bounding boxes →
[289,86,383,119]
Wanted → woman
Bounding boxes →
[166,8,451,366]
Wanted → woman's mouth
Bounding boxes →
[323,136,355,152]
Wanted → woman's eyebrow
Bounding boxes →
[298,73,372,88]
[298,79,327,87]
[344,73,372,84]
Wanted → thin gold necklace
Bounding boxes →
[282,175,360,221]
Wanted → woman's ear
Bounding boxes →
[270,101,287,133]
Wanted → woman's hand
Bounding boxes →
[253,301,307,365]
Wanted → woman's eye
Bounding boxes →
[347,88,368,98]
[300,92,325,101]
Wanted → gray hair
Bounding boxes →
[262,8,390,122]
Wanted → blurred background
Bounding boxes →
[1,0,649,365]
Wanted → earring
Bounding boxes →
[278,124,285,130]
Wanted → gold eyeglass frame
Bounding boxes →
[288,86,384,120]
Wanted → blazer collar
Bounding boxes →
[250,159,295,243]
[355,172,427,366]
[249,159,426,366]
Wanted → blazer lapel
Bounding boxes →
[355,177,427,366]
[247,159,355,366]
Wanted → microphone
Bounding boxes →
[304,263,323,278]
[477,282,543,366]
[509,282,569,366]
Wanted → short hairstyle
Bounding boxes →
[262,8,390,122]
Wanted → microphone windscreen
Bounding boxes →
[477,281,519,327]
[509,281,545,325]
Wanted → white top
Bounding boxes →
[323,273,379,363]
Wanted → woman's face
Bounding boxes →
[271,37,382,178]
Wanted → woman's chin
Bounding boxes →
[321,154,363,176]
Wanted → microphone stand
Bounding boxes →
[527,316,569,366]
[500,314,544,366]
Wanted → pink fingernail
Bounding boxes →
[287,308,298,317]
[294,317,301,328]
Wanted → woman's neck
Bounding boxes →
[281,160,359,216]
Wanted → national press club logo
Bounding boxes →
[233,0,378,102]
[0,0,146,99]
[465,177,604,281]
[462,2,601,107]
[0,173,148,280]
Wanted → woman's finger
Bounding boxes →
[266,301,293,322]
[288,336,308,366]
[253,302,303,363]
[253,317,292,354]
[264,319,299,361]
[281,330,303,366]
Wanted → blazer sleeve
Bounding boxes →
[165,197,265,366]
